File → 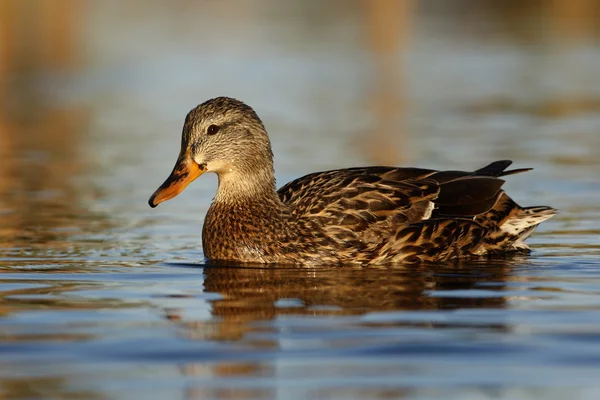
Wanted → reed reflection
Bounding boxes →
[0,377,102,400]
[0,0,108,264]
[361,0,410,165]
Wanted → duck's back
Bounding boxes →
[277,161,556,264]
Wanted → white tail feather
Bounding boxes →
[500,206,557,238]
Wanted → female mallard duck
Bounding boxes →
[149,97,556,265]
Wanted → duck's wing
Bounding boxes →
[277,161,528,233]
[279,167,435,224]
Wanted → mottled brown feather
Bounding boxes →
[152,98,556,266]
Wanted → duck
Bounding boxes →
[148,97,556,265]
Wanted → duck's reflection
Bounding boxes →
[171,261,521,343]
[170,261,522,399]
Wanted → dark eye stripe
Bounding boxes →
[207,124,220,135]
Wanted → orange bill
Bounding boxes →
[148,153,207,208]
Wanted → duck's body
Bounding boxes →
[149,97,556,266]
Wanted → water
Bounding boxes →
[2,2,600,399]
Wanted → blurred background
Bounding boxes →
[2,1,600,399]
[1,0,600,236]
[1,0,600,245]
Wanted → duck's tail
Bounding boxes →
[500,204,557,250]
[476,192,557,252]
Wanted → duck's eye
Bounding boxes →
[206,124,220,135]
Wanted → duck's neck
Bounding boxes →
[203,166,290,262]
[213,165,281,205]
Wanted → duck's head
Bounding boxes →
[148,97,274,208]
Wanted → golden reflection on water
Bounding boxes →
[0,0,120,263]
[0,278,130,319]
[0,0,83,247]
[0,377,102,400]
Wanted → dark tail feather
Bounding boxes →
[499,167,533,177]
[435,191,503,218]
[474,160,513,177]
[474,160,533,178]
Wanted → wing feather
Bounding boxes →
[277,162,528,244]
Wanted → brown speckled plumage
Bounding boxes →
[149,97,556,266]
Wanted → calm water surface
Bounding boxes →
[2,3,600,399]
